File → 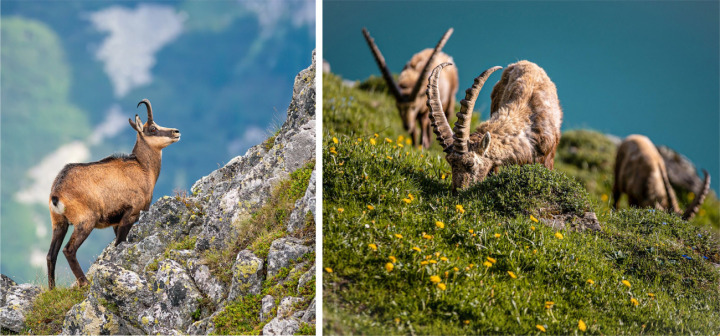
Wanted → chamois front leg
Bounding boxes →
[47,213,69,290]
[63,221,95,287]
[115,210,140,246]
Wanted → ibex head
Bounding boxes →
[362,28,454,144]
[427,63,502,191]
[128,99,181,149]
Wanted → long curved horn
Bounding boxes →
[682,169,711,220]
[426,62,455,152]
[453,66,502,154]
[362,28,402,101]
[409,28,454,101]
[137,99,153,124]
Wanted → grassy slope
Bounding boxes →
[323,72,720,334]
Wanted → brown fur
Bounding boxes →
[613,134,710,221]
[427,61,563,191]
[46,99,179,289]
[363,28,459,148]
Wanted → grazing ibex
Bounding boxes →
[427,61,563,191]
[613,134,710,220]
[362,27,459,148]
[47,99,180,289]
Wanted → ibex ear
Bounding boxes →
[479,132,491,156]
[128,114,144,133]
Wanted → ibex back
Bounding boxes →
[363,28,459,149]
[47,99,180,289]
[427,61,563,191]
[613,134,710,220]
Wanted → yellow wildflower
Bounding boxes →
[398,143,404,148]
[385,263,394,272]
[429,260,437,264]
[578,319,587,332]
[508,271,517,279]
[402,198,412,204]
[389,256,397,263]
[486,257,496,264]
[367,205,374,210]
[469,229,474,234]
[430,275,441,283]
[437,283,446,290]
[536,325,546,332]
[325,267,333,273]
[329,147,338,154]
[455,204,465,213]
[441,173,446,180]
[494,233,501,238]
[621,280,631,288]
[647,293,655,298]
[688,191,695,201]
[453,267,459,272]
[405,138,411,145]
[469,263,475,268]
[435,252,440,257]
[337,208,344,213]
[422,234,433,240]
[370,138,377,145]
[408,193,415,201]
[483,261,492,268]
[544,301,554,309]
[412,246,421,252]
[420,261,429,265]
[530,226,535,231]
[385,138,393,143]
[587,279,595,285]
[386,156,392,160]
[601,194,608,202]
[463,320,470,325]
[357,138,362,142]
[368,243,377,251]
[533,249,537,254]
[631,298,639,306]
[394,318,400,324]
[555,232,564,239]
[435,221,445,229]
[530,215,539,223]
[394,234,403,239]
[440,257,448,261]
[332,137,338,144]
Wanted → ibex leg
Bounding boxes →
[62,223,94,287]
[47,213,69,290]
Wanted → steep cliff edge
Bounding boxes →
[1,52,316,335]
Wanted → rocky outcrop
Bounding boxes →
[0,275,42,333]
[0,52,317,335]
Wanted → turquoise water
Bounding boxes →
[324,1,719,193]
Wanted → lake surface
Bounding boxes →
[324,1,719,192]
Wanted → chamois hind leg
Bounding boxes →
[47,213,69,290]
[115,210,140,246]
[62,219,95,287]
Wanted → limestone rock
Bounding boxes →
[139,259,202,333]
[61,294,142,335]
[260,295,275,322]
[301,298,316,323]
[227,250,264,301]
[262,316,300,336]
[277,296,304,318]
[267,238,311,278]
[0,281,41,332]
[297,265,315,292]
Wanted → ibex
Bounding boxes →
[362,27,459,149]
[427,61,563,191]
[613,134,710,220]
[46,99,180,289]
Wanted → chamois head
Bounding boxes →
[362,28,457,147]
[128,99,181,149]
[427,63,502,191]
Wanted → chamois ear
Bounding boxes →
[129,114,144,133]
[479,132,491,156]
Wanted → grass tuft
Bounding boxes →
[23,286,88,335]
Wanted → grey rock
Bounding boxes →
[287,169,316,233]
[301,298,315,323]
[61,294,142,335]
[87,261,153,318]
[140,259,202,333]
[658,145,706,193]
[262,316,300,336]
[186,309,221,335]
[267,238,311,279]
[0,282,41,332]
[260,295,275,322]
[297,265,315,292]
[0,274,17,307]
[227,250,264,301]
[277,296,304,318]
[186,258,226,305]
[540,211,602,232]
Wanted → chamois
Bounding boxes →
[427,61,563,191]
[46,99,180,289]
[613,134,710,220]
[362,27,459,149]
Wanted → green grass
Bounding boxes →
[22,286,88,335]
[323,73,720,335]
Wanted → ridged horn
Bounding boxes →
[362,28,402,101]
[137,99,153,124]
[409,28,454,101]
[453,66,502,154]
[682,169,711,221]
[426,62,455,152]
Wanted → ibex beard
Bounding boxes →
[46,99,180,290]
